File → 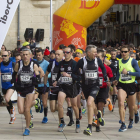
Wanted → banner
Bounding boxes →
[0,0,20,49]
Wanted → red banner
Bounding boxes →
[53,14,87,50]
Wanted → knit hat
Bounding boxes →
[44,49,50,56]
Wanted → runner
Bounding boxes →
[53,47,80,133]
[113,45,140,132]
[35,48,50,123]
[44,50,63,112]
[95,49,113,132]
[12,48,41,136]
[0,51,16,124]
[72,45,107,136]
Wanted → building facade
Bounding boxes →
[3,0,65,50]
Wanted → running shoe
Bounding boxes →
[23,128,30,136]
[75,124,80,133]
[92,119,97,126]
[97,110,105,126]
[29,121,34,129]
[42,117,48,123]
[83,127,92,136]
[82,108,86,115]
[9,117,16,124]
[58,123,66,132]
[35,98,41,112]
[128,120,133,129]
[67,121,74,126]
[96,126,101,132]
[40,100,43,113]
[119,124,127,132]
[107,98,113,111]
[135,111,139,124]
[119,120,122,124]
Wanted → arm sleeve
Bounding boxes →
[56,62,61,81]
[129,59,140,77]
[71,61,81,81]
[116,63,119,81]
[98,58,107,81]
[72,59,83,74]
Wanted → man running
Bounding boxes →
[44,50,63,112]
[12,48,41,136]
[0,51,16,124]
[53,47,80,133]
[35,48,50,123]
[73,45,107,136]
[95,49,113,132]
[113,45,140,132]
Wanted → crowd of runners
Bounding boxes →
[0,42,140,136]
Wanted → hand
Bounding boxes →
[61,72,71,77]
[107,82,111,87]
[122,68,127,75]
[113,80,118,86]
[53,81,57,87]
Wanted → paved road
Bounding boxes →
[0,101,140,140]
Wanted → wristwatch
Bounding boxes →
[127,71,129,75]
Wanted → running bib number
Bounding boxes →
[52,73,57,81]
[2,74,12,81]
[20,75,31,82]
[61,77,72,83]
[121,74,132,81]
[41,77,44,84]
[85,71,98,79]
[99,77,103,86]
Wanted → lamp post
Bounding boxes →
[50,0,53,50]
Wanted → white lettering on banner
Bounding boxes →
[0,0,20,49]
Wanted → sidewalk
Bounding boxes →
[0,102,140,140]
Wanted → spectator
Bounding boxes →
[107,39,114,47]
[59,44,66,50]
[1,45,7,51]
[22,38,30,47]
[30,39,36,49]
[114,38,120,47]
[44,48,50,61]
[15,53,21,63]
[50,50,55,62]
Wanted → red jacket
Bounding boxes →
[98,64,113,88]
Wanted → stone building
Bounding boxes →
[3,0,65,50]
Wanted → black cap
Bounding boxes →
[50,50,55,54]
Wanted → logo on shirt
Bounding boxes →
[67,66,71,71]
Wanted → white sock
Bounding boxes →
[82,99,86,109]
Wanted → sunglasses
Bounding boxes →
[121,51,128,53]
[2,55,8,57]
[63,51,71,54]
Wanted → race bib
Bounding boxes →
[41,77,44,84]
[20,75,31,82]
[52,73,57,81]
[85,70,98,79]
[61,77,72,83]
[99,77,103,86]
[2,73,12,81]
[121,74,132,81]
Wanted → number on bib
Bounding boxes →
[2,74,12,81]
[121,74,132,81]
[20,75,30,82]
[85,71,98,79]
[61,77,72,83]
